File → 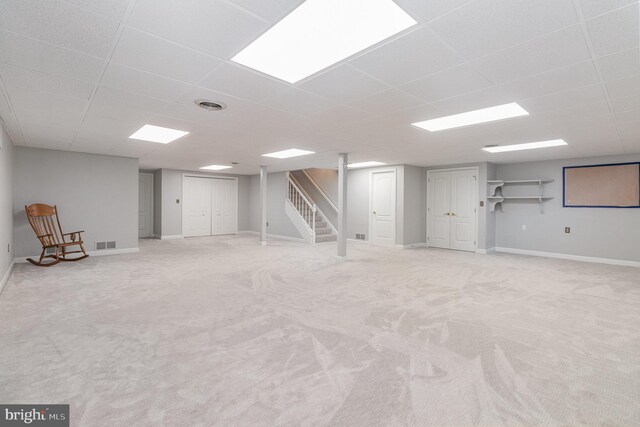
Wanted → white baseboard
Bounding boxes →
[14,247,139,264]
[396,243,427,249]
[239,231,306,243]
[494,247,640,268]
[0,261,15,296]
[476,247,496,254]
[158,235,183,240]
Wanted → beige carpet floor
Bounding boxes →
[0,235,639,426]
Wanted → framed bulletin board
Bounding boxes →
[563,162,640,208]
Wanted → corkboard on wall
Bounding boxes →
[563,163,640,208]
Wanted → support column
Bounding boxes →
[260,165,267,246]
[337,153,348,257]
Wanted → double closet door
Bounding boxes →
[182,176,237,237]
[427,169,477,252]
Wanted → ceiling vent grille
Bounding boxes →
[195,100,226,111]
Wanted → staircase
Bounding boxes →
[285,172,337,243]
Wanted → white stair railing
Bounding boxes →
[286,172,316,243]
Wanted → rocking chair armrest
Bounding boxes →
[63,230,85,236]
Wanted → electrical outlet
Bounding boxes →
[176,198,180,204]
[565,227,571,234]
[479,201,484,207]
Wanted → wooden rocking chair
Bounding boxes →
[25,203,89,267]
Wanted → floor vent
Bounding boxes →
[106,241,116,249]
[355,233,366,240]
[96,242,106,250]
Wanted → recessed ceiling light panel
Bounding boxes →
[129,124,189,144]
[232,0,417,83]
[262,149,315,159]
[482,139,568,153]
[348,161,387,168]
[200,165,233,170]
[412,103,529,132]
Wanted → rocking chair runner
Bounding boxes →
[25,204,89,267]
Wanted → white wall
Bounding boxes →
[248,172,302,239]
[494,154,640,262]
[14,147,139,257]
[305,168,338,205]
[0,125,14,286]
[157,169,252,237]
[403,165,426,245]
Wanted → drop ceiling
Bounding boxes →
[0,0,638,175]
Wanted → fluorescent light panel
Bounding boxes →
[412,103,529,132]
[200,165,233,171]
[348,161,386,169]
[231,0,417,83]
[129,124,189,144]
[262,148,315,159]
[482,139,568,153]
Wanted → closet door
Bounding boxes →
[450,170,477,251]
[211,179,237,235]
[182,177,212,237]
[428,171,451,249]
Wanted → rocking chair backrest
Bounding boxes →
[25,204,65,248]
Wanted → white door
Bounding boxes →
[182,177,212,237]
[211,178,237,235]
[427,169,477,252]
[450,170,477,251]
[428,172,451,249]
[138,173,153,238]
[370,170,396,245]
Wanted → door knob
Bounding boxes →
[451,212,456,216]
[445,212,450,216]
[373,211,376,214]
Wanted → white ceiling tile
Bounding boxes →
[606,74,640,99]
[610,94,640,112]
[128,0,269,59]
[101,63,193,102]
[347,88,425,115]
[586,3,639,57]
[0,0,119,58]
[616,119,640,139]
[429,0,578,60]
[158,102,249,131]
[198,62,290,102]
[22,123,77,146]
[579,0,638,18]
[61,0,131,21]
[261,88,334,116]
[227,0,305,22]
[621,137,640,153]
[0,30,104,83]
[299,65,391,104]
[8,85,88,128]
[349,26,464,86]
[614,108,640,124]
[399,64,493,102]
[0,63,94,100]
[597,48,640,81]
[472,25,592,83]
[518,84,607,114]
[425,86,517,117]
[88,86,170,125]
[500,61,600,99]
[393,0,478,22]
[111,27,222,83]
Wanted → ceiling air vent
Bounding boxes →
[195,100,226,111]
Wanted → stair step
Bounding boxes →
[315,227,332,235]
[316,234,337,243]
[314,221,327,228]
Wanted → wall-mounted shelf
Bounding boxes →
[487,180,554,213]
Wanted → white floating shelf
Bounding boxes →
[487,179,554,213]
